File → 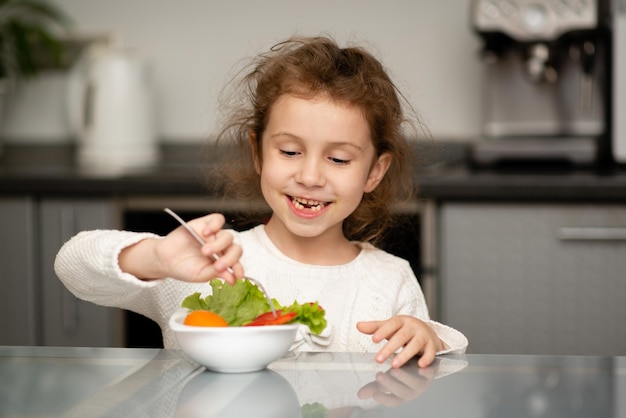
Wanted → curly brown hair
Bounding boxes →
[210,35,426,244]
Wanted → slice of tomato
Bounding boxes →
[245,310,297,326]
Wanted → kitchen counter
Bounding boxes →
[1,346,624,417]
[419,165,626,202]
[2,143,626,202]
[0,144,212,197]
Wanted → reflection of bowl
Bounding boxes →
[176,369,301,418]
[169,309,298,373]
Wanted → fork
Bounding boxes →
[164,208,277,318]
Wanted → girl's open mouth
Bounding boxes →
[290,196,329,212]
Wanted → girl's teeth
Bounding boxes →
[291,197,326,211]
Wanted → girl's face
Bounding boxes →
[256,94,390,251]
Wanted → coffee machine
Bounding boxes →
[470,0,612,166]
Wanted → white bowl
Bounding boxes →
[169,309,298,373]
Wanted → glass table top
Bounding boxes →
[1,346,624,417]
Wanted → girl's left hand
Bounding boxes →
[356,315,444,369]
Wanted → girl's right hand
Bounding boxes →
[119,213,244,284]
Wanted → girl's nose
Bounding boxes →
[295,157,326,187]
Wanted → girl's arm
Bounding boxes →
[54,229,164,311]
[54,213,244,319]
[54,229,209,345]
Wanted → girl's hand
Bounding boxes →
[119,213,244,284]
[356,315,444,369]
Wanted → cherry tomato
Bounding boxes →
[245,310,297,326]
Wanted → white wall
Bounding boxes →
[7,0,482,144]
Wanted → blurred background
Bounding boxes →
[1,0,482,144]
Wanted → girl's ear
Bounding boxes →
[364,152,391,193]
[249,131,262,174]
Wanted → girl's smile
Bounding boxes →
[288,195,330,217]
[256,93,390,264]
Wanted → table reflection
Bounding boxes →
[1,347,624,418]
[269,352,468,416]
[177,353,621,418]
[175,352,466,417]
[175,369,300,417]
[60,351,466,417]
[371,355,623,418]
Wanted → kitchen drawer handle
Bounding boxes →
[558,227,626,241]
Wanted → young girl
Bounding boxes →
[55,35,467,368]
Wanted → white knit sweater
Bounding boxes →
[54,225,467,355]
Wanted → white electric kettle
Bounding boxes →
[67,44,158,175]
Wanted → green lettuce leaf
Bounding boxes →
[301,402,328,418]
[181,279,270,326]
[180,279,327,334]
[281,301,327,335]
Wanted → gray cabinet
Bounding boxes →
[0,197,123,347]
[39,199,123,347]
[0,198,37,345]
[439,203,626,355]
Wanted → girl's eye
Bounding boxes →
[279,149,298,157]
[329,156,350,165]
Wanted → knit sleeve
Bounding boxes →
[428,320,469,355]
[54,229,226,349]
[54,229,163,311]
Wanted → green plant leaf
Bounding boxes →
[0,0,72,82]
